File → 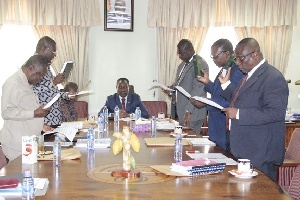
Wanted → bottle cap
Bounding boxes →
[23,169,31,177]
[55,136,59,140]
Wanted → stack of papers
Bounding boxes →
[144,137,190,147]
[186,153,238,165]
[74,138,111,149]
[185,138,216,146]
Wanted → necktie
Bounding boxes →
[229,74,248,107]
[176,62,189,86]
[226,74,248,132]
[121,98,126,110]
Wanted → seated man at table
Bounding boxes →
[99,78,149,118]
[60,82,78,122]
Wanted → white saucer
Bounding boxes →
[170,132,188,137]
[229,170,258,179]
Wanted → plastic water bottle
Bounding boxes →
[53,136,61,166]
[22,169,34,200]
[151,116,157,138]
[114,106,120,132]
[98,113,104,137]
[103,106,109,122]
[114,106,120,122]
[87,125,95,150]
[174,133,183,163]
[135,107,141,121]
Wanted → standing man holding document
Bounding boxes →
[0,55,49,162]
[166,39,209,134]
[33,36,74,128]
[195,39,243,151]
[222,38,288,181]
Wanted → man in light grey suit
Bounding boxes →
[168,39,209,133]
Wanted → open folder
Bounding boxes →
[175,86,224,109]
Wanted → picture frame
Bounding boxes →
[104,0,134,32]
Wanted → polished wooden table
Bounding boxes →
[0,121,291,199]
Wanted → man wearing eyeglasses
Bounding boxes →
[194,39,243,151]
[222,38,289,181]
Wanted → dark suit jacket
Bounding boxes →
[204,64,243,149]
[228,61,288,169]
[99,93,150,118]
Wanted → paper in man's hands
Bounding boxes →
[149,82,175,91]
[43,93,61,109]
[175,86,223,109]
[68,90,94,97]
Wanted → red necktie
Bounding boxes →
[229,74,248,107]
[226,74,248,132]
[122,98,126,110]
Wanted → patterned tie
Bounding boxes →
[226,74,248,132]
[229,74,248,107]
[121,98,126,110]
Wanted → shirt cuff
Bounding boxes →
[236,109,239,119]
[221,81,231,90]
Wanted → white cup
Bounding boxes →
[238,159,253,172]
[174,125,183,134]
[157,112,165,119]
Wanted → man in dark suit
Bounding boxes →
[222,38,289,181]
[195,39,243,151]
[99,78,149,118]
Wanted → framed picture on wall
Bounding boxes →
[104,0,134,32]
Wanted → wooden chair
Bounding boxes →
[141,101,167,118]
[277,128,300,191]
[74,101,89,119]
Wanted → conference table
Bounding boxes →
[0,120,291,199]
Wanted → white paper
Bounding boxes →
[175,86,191,98]
[68,90,94,97]
[175,86,223,109]
[43,93,61,109]
[192,96,224,109]
[149,82,175,91]
[53,127,78,142]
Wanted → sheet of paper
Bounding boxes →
[149,82,175,91]
[175,86,223,109]
[68,90,94,97]
[43,93,61,109]
[175,86,191,98]
[53,127,78,142]
[192,96,224,109]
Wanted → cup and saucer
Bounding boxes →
[229,159,258,179]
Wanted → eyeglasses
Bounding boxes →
[234,51,255,63]
[47,47,57,55]
[210,51,226,60]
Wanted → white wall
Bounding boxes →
[285,2,300,112]
[88,0,300,116]
[88,0,157,117]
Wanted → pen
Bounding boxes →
[186,150,200,153]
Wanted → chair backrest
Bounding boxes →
[285,128,300,160]
[288,165,300,199]
[74,101,88,119]
[142,101,167,118]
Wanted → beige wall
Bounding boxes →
[88,0,300,117]
[88,0,157,117]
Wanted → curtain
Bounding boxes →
[235,26,293,74]
[0,0,101,27]
[156,27,208,114]
[148,0,297,28]
[34,26,90,100]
